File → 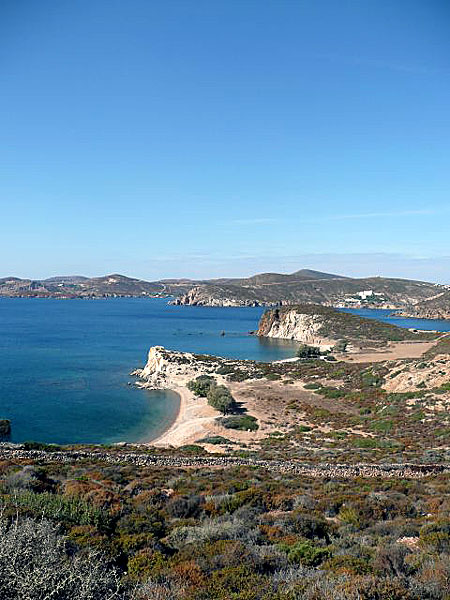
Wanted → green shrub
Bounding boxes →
[207,384,236,414]
[297,344,321,359]
[219,415,259,431]
[187,375,216,397]
[333,339,348,353]
[317,387,347,399]
[196,436,234,445]
[371,420,393,433]
[278,539,331,566]
[266,372,281,381]
[4,491,110,530]
[304,382,322,390]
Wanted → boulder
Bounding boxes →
[0,419,11,437]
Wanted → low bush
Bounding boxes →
[219,415,259,431]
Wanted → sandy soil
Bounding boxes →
[148,378,361,450]
[149,386,217,447]
[144,337,442,449]
[339,340,436,363]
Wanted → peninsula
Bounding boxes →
[131,306,448,455]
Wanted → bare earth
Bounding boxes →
[144,337,443,450]
[340,340,436,363]
[149,378,364,451]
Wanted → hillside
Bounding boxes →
[0,274,193,299]
[257,303,436,349]
[0,339,449,599]
[1,269,447,310]
[173,271,443,309]
[397,290,450,320]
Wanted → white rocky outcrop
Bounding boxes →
[171,286,277,307]
[133,346,242,389]
[257,311,335,350]
[134,346,205,388]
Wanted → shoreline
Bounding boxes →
[142,385,219,448]
[138,335,446,448]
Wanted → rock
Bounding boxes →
[257,303,432,350]
[133,346,259,389]
[0,419,11,437]
[171,286,274,307]
[257,307,335,350]
[137,346,215,388]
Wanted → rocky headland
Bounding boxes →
[396,290,450,321]
[256,304,437,351]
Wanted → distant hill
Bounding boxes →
[211,269,346,286]
[0,269,447,311]
[172,270,444,310]
[0,274,193,299]
[397,290,450,320]
[43,276,89,284]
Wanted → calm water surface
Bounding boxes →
[1,300,449,445]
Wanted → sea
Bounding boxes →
[1,298,449,445]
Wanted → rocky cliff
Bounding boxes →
[257,304,436,349]
[171,286,273,307]
[257,308,336,349]
[133,346,209,388]
[133,346,256,389]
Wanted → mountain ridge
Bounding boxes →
[1,270,448,314]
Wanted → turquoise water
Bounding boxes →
[0,298,297,444]
[1,299,449,445]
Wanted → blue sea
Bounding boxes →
[1,299,449,445]
[0,298,296,445]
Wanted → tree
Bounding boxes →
[297,344,321,359]
[187,375,216,397]
[333,339,348,353]
[207,384,236,415]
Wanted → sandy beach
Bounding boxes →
[141,335,444,450]
[149,385,217,447]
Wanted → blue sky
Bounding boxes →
[1,0,450,281]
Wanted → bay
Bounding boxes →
[1,299,449,445]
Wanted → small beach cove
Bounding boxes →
[1,299,450,446]
[0,298,296,444]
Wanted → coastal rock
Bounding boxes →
[397,308,450,320]
[171,286,269,307]
[396,290,450,321]
[256,304,435,351]
[257,308,335,350]
[137,346,218,389]
[134,346,260,390]
[0,419,11,437]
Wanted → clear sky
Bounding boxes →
[1,0,450,282]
